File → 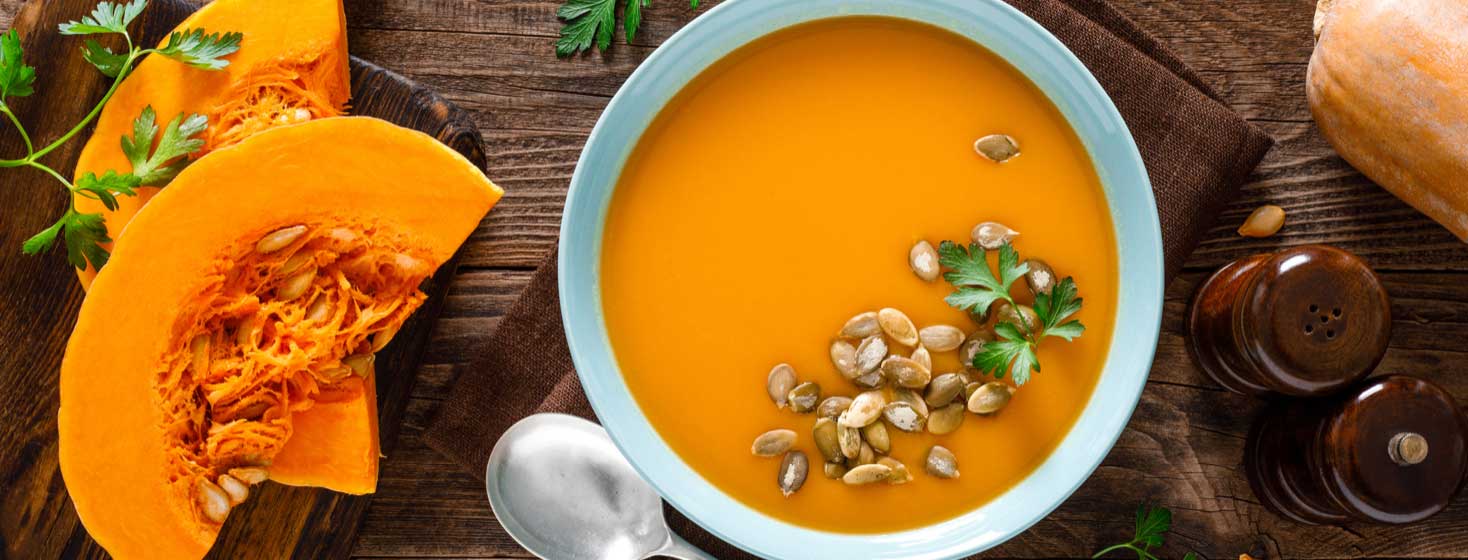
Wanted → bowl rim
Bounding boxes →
[557,0,1164,558]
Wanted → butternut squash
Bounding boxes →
[59,117,501,559]
[1308,0,1468,239]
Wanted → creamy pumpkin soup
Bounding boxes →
[601,17,1118,533]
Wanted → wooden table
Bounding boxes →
[2,0,1466,558]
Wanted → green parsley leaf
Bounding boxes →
[72,170,142,211]
[555,0,701,56]
[938,240,1027,316]
[624,0,649,42]
[973,321,1039,385]
[59,0,147,36]
[1092,503,1197,560]
[1035,276,1085,341]
[80,39,128,77]
[23,209,113,270]
[154,28,242,71]
[0,29,36,100]
[121,105,207,185]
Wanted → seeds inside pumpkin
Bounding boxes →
[278,267,317,301]
[255,225,308,254]
[217,474,249,506]
[195,478,231,524]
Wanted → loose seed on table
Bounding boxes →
[255,225,308,254]
[877,308,919,346]
[909,240,940,282]
[840,311,881,339]
[968,382,1014,414]
[974,134,1020,163]
[196,478,231,523]
[883,402,926,432]
[818,395,853,418]
[1238,204,1286,238]
[841,391,885,428]
[787,382,821,413]
[838,424,862,459]
[842,463,893,485]
[910,345,932,371]
[927,403,966,435]
[778,451,809,497]
[752,429,797,457]
[1024,259,1056,296]
[878,456,913,485]
[830,340,859,379]
[926,446,960,479]
[861,421,891,454]
[823,461,848,479]
[855,335,888,374]
[971,221,1019,250]
[813,418,843,462]
[924,373,965,408]
[918,325,965,352]
[881,355,932,389]
[892,387,930,419]
[766,363,797,409]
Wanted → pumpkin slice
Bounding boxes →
[59,117,501,559]
[73,0,350,288]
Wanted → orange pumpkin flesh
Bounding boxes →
[73,0,350,288]
[60,117,501,559]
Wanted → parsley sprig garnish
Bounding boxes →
[6,0,241,269]
[1092,504,1199,560]
[555,0,701,57]
[938,239,1085,385]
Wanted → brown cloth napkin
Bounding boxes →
[427,0,1272,557]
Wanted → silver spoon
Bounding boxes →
[487,413,716,560]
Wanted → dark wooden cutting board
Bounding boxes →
[0,1,485,558]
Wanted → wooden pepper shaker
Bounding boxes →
[1245,375,1468,524]
[1188,245,1391,397]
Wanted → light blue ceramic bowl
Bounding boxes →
[558,0,1163,557]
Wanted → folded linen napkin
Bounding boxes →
[426,0,1273,557]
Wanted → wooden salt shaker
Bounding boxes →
[1245,375,1468,524]
[1188,245,1392,397]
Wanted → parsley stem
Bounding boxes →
[1,105,33,155]
[28,160,73,192]
[28,48,142,162]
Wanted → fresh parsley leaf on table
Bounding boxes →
[556,0,701,57]
[6,1,241,270]
[1092,504,1200,560]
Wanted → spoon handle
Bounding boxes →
[651,532,717,560]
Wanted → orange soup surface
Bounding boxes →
[601,17,1118,533]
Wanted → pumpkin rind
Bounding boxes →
[1308,0,1468,239]
[60,117,501,559]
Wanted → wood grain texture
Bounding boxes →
[2,0,1468,558]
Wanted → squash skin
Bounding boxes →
[60,117,501,559]
[73,0,350,288]
[1308,0,1468,239]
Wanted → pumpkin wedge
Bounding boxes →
[73,0,350,288]
[60,117,501,560]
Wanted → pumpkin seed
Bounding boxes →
[229,467,270,484]
[974,134,1020,163]
[892,387,929,419]
[877,308,919,346]
[968,382,1014,414]
[278,267,317,302]
[988,300,1039,333]
[818,396,853,418]
[778,451,809,497]
[852,370,885,389]
[196,478,231,523]
[910,345,932,371]
[752,429,797,457]
[926,446,960,479]
[927,403,966,435]
[861,421,891,454]
[1024,259,1056,296]
[830,339,859,379]
[881,355,931,389]
[959,330,993,367]
[767,363,797,409]
[963,381,982,401]
[256,225,308,254]
[971,221,1019,250]
[840,391,885,428]
[878,456,913,485]
[327,227,359,244]
[853,442,876,467]
[924,373,966,408]
[1238,204,1286,238]
[371,324,400,352]
[813,418,843,462]
[305,298,333,323]
[838,424,862,459]
[883,402,926,432]
[842,463,893,485]
[343,354,375,377]
[840,311,881,339]
[918,325,965,352]
[909,240,940,282]
[823,461,848,479]
[787,382,821,413]
[217,474,249,506]
[280,251,314,276]
[235,318,258,348]
[855,335,887,374]
[190,334,210,377]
